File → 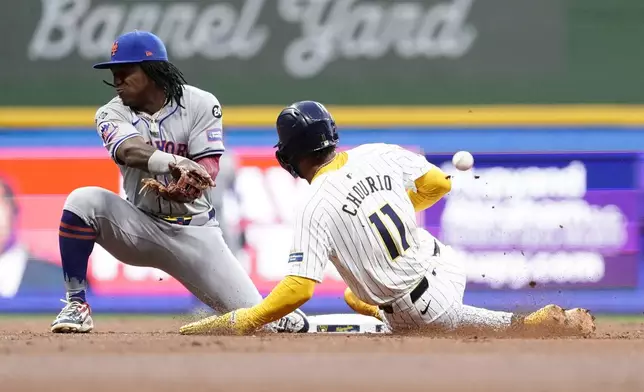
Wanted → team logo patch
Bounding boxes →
[288,252,304,263]
[206,128,222,142]
[99,122,119,144]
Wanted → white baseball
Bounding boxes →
[452,151,474,171]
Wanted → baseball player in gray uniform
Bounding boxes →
[51,30,308,334]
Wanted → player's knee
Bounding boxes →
[64,186,111,215]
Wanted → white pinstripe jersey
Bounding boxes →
[287,143,440,305]
[94,85,225,218]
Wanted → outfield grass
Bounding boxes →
[591,314,644,323]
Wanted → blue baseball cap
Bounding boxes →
[93,30,168,69]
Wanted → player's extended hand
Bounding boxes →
[140,158,215,203]
[179,308,255,335]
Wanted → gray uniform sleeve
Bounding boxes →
[95,104,140,164]
[188,92,225,160]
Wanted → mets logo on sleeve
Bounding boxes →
[99,122,119,144]
[206,128,222,142]
[288,252,304,263]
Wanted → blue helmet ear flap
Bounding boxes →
[275,150,300,178]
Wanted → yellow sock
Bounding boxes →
[343,288,382,321]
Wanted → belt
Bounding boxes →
[160,208,216,226]
[378,239,440,314]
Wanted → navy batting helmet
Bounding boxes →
[275,101,339,178]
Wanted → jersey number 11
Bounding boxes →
[369,204,410,260]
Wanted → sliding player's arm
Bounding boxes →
[179,202,330,335]
[406,167,451,212]
[238,205,331,330]
[384,145,452,212]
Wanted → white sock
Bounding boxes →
[457,305,514,330]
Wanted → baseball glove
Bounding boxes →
[140,161,215,203]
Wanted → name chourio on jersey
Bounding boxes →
[342,175,393,216]
[287,143,440,305]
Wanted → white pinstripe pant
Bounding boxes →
[379,243,514,333]
[379,243,467,331]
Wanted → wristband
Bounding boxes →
[147,150,184,174]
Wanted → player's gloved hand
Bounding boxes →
[168,159,215,198]
[140,157,215,203]
[179,308,257,336]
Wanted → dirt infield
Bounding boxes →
[1,316,644,392]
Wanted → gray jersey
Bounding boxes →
[94,85,224,218]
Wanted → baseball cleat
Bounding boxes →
[51,298,94,333]
[275,309,310,333]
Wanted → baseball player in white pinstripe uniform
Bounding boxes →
[180,101,595,336]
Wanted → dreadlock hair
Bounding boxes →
[140,61,187,108]
[102,60,188,108]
